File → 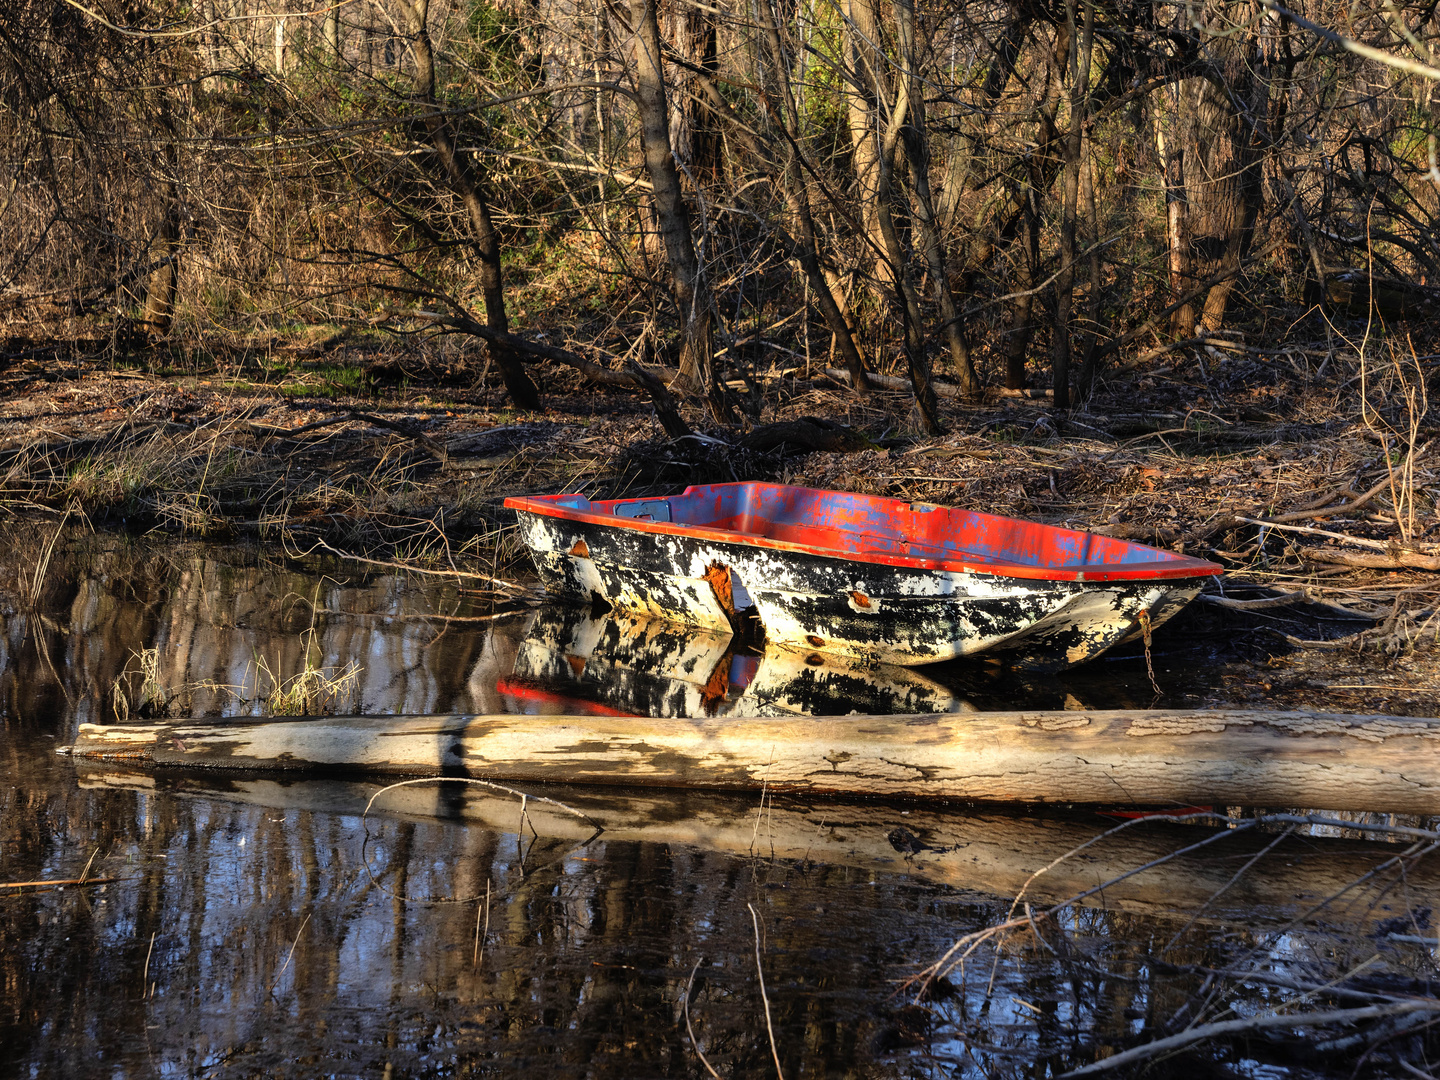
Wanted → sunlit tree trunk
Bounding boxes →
[893,0,978,395]
[841,0,892,293]
[1155,119,1196,337]
[626,0,730,422]
[324,4,340,58]
[1051,0,1093,412]
[273,15,286,73]
[753,0,872,399]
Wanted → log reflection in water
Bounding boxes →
[75,767,1440,928]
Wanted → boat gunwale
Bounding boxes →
[505,491,1222,584]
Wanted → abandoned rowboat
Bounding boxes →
[504,482,1222,669]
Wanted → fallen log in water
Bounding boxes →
[61,708,1440,815]
[74,767,1440,929]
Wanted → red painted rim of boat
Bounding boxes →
[496,677,639,716]
[504,489,1222,583]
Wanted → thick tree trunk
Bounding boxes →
[63,708,1440,814]
[142,202,180,335]
[79,768,1440,928]
[1051,0,1093,413]
[753,0,872,399]
[1175,5,1265,332]
[324,5,340,58]
[664,3,722,188]
[395,0,539,409]
[1156,123,1196,336]
[627,0,729,422]
[841,0,892,294]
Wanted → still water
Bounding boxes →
[1,530,1434,1078]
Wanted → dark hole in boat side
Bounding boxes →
[589,591,612,617]
[703,564,767,648]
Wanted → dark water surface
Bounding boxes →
[1,530,1433,1078]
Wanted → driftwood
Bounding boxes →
[74,769,1440,929]
[824,367,964,399]
[1302,546,1440,571]
[61,708,1440,814]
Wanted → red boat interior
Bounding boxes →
[507,483,1221,581]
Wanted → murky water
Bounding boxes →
[2,529,1436,1078]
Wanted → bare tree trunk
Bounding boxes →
[1003,181,1040,390]
[142,205,180,336]
[273,15,286,73]
[626,0,730,422]
[892,0,979,395]
[394,0,539,409]
[144,102,183,338]
[842,0,892,294]
[1075,140,1102,397]
[324,4,340,58]
[1156,120,1195,336]
[202,0,222,86]
[1051,0,1093,412]
[752,0,871,399]
[873,81,942,434]
[665,2,722,189]
[1175,6,1264,332]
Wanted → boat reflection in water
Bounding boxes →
[500,603,1099,719]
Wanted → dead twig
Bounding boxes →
[1058,1000,1440,1077]
[748,902,785,1080]
[298,537,538,595]
[684,960,724,1080]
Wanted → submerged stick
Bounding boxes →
[61,708,1440,815]
[0,876,120,891]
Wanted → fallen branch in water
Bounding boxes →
[1058,1000,1440,1077]
[1302,546,1440,571]
[296,537,539,595]
[1200,586,1379,620]
[0,877,120,890]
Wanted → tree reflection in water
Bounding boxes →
[1,530,1437,1078]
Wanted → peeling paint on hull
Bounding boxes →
[506,484,1218,669]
